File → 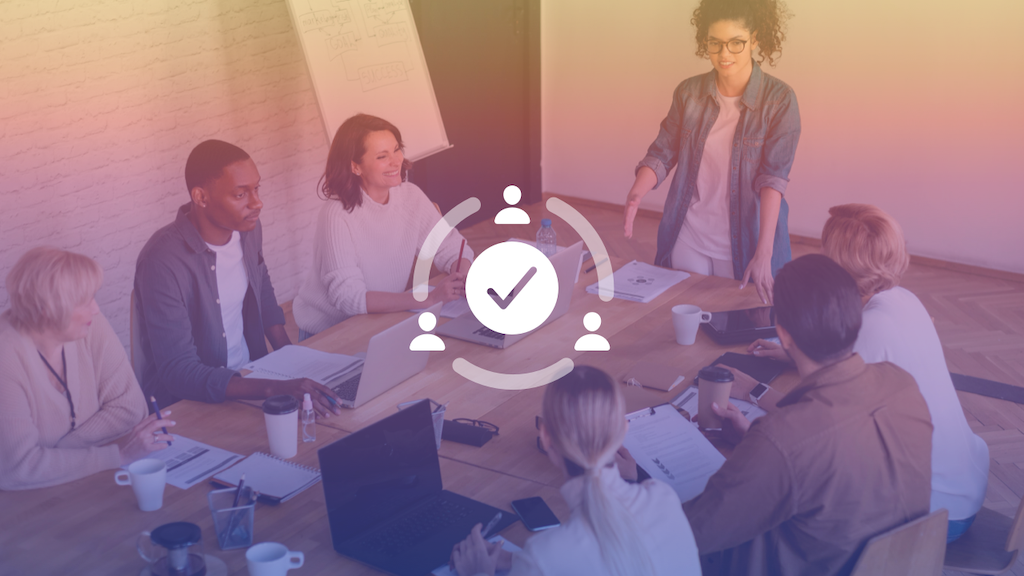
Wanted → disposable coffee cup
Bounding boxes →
[114,458,167,512]
[697,365,734,430]
[672,304,713,345]
[246,542,304,576]
[263,395,299,459]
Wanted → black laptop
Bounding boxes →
[319,401,517,576]
[701,306,778,344]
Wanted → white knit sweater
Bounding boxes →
[293,182,472,334]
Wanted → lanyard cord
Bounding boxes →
[38,348,76,430]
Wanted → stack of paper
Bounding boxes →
[242,345,362,385]
[623,405,725,503]
[586,260,689,303]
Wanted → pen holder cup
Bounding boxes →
[208,487,255,551]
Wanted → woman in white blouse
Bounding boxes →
[450,366,701,576]
[293,114,472,338]
[750,204,989,543]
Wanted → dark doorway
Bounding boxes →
[408,0,540,229]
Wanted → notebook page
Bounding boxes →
[623,405,725,503]
[242,345,362,384]
[214,453,321,500]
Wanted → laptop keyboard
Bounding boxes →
[473,326,505,340]
[358,497,470,557]
[331,373,361,401]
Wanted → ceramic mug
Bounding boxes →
[671,304,713,345]
[246,542,304,576]
[114,458,167,512]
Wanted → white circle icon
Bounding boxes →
[466,241,559,335]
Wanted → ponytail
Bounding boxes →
[542,367,656,576]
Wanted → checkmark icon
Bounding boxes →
[486,267,538,310]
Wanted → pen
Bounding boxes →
[584,258,608,274]
[456,239,466,273]
[482,511,502,538]
[232,474,246,508]
[149,396,171,447]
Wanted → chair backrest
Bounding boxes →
[850,509,949,576]
[129,289,145,385]
[1005,496,1024,553]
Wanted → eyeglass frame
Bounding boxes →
[451,418,499,435]
[705,38,749,55]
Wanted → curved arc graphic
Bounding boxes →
[452,357,575,391]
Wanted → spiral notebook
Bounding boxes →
[213,452,321,503]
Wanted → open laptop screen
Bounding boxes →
[319,400,442,543]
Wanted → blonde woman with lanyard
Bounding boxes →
[624,0,800,304]
[450,366,700,575]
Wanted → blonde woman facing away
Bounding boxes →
[293,114,472,338]
[450,366,701,576]
[750,204,989,543]
[0,247,175,490]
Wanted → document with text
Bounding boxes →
[242,345,363,385]
[135,435,243,490]
[623,405,725,503]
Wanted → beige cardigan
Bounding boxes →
[0,312,148,490]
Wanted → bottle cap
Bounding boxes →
[303,393,313,411]
[541,218,552,227]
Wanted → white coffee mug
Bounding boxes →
[114,458,167,512]
[671,304,713,345]
[246,542,304,576]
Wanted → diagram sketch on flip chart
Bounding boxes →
[286,0,449,160]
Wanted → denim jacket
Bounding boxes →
[134,203,285,406]
[637,62,800,279]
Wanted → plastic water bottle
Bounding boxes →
[536,218,557,258]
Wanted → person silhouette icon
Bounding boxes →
[493,185,531,225]
[410,312,445,351]
[574,312,610,352]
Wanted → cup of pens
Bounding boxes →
[208,486,255,550]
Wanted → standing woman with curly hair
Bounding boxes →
[624,0,799,304]
[293,114,472,338]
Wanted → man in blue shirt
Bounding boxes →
[134,140,342,416]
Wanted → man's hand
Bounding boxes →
[708,401,751,445]
[273,378,342,418]
[747,338,792,364]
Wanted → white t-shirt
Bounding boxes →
[855,287,989,520]
[508,466,701,576]
[676,89,742,261]
[206,231,250,371]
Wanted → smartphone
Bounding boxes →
[511,497,560,532]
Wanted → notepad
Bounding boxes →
[623,405,725,503]
[242,345,362,385]
[586,260,690,303]
[214,452,321,503]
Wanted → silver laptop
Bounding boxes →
[437,241,584,349]
[330,303,441,408]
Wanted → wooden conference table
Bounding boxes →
[0,253,799,575]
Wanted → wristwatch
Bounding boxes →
[749,382,772,406]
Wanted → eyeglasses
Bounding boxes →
[706,39,749,54]
[452,418,499,435]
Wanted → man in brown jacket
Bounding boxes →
[683,254,933,576]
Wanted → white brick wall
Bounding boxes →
[0,0,332,352]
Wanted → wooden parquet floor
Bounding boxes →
[285,197,1024,573]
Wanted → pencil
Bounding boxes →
[585,258,608,274]
[456,239,466,273]
[149,396,171,447]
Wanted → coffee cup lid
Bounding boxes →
[151,522,202,549]
[698,365,734,383]
[263,394,299,415]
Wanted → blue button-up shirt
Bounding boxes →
[134,203,286,406]
[637,62,801,279]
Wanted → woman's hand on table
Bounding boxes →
[748,338,792,364]
[451,523,504,576]
[117,410,176,466]
[431,271,467,305]
[623,166,656,238]
[739,251,774,305]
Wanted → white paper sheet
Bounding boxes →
[136,435,243,489]
[242,345,363,384]
[432,538,523,576]
[623,405,725,503]
[586,260,690,303]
